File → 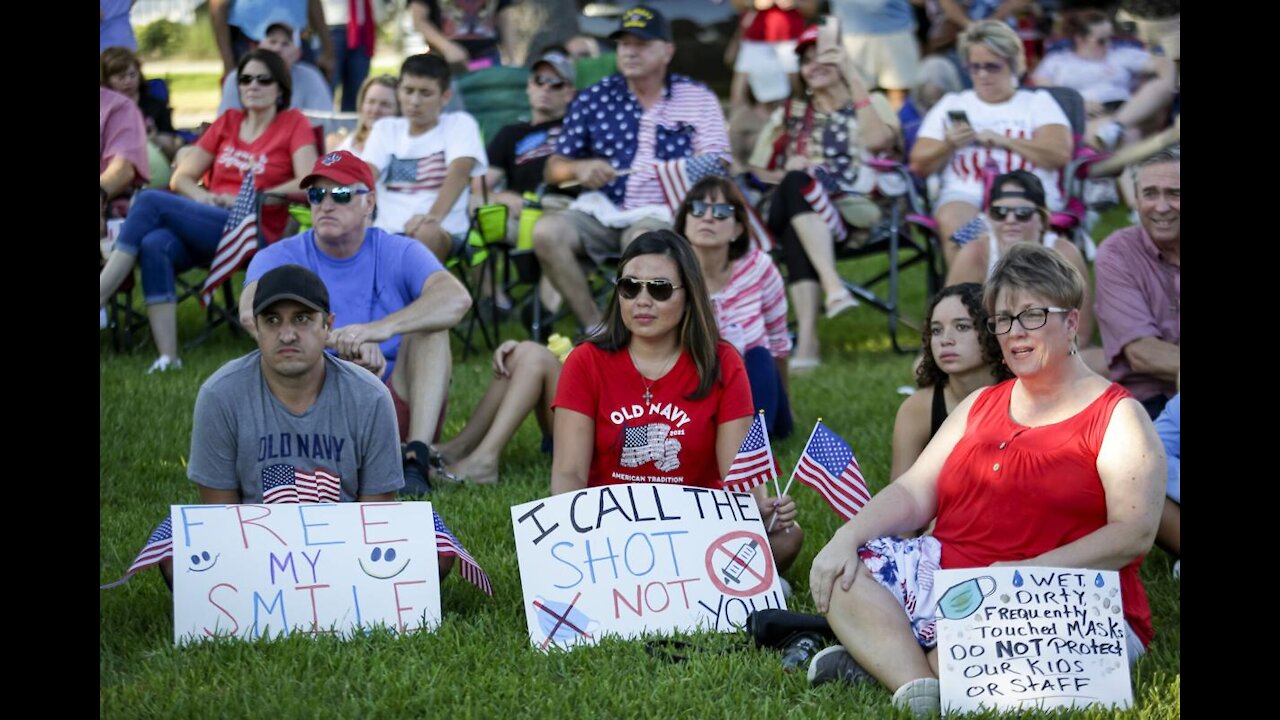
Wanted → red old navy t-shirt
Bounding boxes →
[553,342,753,488]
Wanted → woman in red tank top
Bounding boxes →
[805,243,1166,716]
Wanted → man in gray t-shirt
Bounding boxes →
[160,265,452,583]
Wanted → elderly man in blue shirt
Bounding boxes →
[531,5,730,332]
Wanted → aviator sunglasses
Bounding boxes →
[306,186,370,205]
[688,199,735,220]
[615,277,683,302]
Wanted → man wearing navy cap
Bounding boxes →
[532,5,730,331]
[240,150,473,494]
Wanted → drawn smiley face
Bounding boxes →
[187,550,221,573]
[358,546,411,580]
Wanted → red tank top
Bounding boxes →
[932,380,1153,647]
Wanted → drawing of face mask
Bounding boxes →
[937,576,997,620]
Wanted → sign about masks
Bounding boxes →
[171,502,441,645]
[511,484,787,651]
[935,567,1133,715]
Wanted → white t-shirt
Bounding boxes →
[1033,47,1151,104]
[918,89,1071,210]
[359,113,489,236]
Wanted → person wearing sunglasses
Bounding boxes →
[1031,11,1155,122]
[807,243,1164,715]
[944,170,1099,372]
[216,22,334,116]
[550,229,803,574]
[99,48,319,374]
[909,19,1072,269]
[749,18,901,371]
[239,150,472,496]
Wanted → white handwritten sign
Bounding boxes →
[935,567,1133,715]
[171,502,441,645]
[511,484,787,651]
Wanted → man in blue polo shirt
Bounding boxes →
[531,5,730,331]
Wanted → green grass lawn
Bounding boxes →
[100,213,1177,718]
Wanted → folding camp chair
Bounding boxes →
[452,66,532,143]
[832,159,946,354]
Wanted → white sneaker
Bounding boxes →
[147,355,183,374]
[1094,121,1125,151]
[100,307,109,330]
[893,677,941,718]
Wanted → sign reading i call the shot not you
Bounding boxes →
[935,567,1133,715]
[171,502,441,645]
[511,484,787,651]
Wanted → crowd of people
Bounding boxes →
[102,2,1180,716]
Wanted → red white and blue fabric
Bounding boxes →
[201,171,259,306]
[261,463,341,504]
[386,153,448,192]
[101,510,493,596]
[801,171,848,244]
[724,413,779,493]
[794,422,871,520]
[653,154,775,253]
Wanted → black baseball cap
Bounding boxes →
[609,6,672,42]
[253,264,331,315]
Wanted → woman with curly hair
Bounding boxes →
[889,283,1011,480]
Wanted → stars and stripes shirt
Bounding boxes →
[710,249,791,359]
[555,74,729,210]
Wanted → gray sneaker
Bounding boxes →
[806,644,872,687]
[892,677,941,718]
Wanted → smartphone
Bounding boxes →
[947,109,970,127]
[815,15,843,64]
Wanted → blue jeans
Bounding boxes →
[744,346,794,439]
[330,27,372,112]
[115,190,228,304]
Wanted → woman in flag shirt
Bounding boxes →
[806,244,1164,715]
[550,230,802,571]
[675,176,793,441]
[99,48,318,374]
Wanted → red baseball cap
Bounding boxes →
[795,24,820,55]
[300,150,376,190]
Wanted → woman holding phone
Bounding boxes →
[909,20,1072,268]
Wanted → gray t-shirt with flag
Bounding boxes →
[188,351,404,503]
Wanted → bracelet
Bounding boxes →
[853,97,872,111]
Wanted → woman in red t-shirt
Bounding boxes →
[805,244,1165,714]
[551,229,803,572]
[100,49,318,373]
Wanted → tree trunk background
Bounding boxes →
[505,0,581,67]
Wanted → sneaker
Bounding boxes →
[892,677,941,718]
[1173,559,1180,579]
[1094,121,1124,151]
[147,355,183,374]
[780,631,823,672]
[779,577,793,599]
[807,645,872,687]
[100,307,109,330]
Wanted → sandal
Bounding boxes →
[824,290,859,319]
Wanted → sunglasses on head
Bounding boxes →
[688,199,735,220]
[615,277,683,302]
[989,205,1038,222]
[238,73,277,86]
[967,62,1006,76]
[306,186,369,205]
[532,74,567,89]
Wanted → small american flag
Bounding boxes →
[386,153,448,191]
[801,173,848,244]
[794,422,871,520]
[723,413,778,493]
[433,510,493,596]
[655,154,725,214]
[99,517,172,589]
[201,171,259,307]
[262,463,342,504]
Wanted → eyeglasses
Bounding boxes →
[615,277,683,302]
[967,62,1006,76]
[989,206,1038,222]
[688,200,735,220]
[238,73,277,86]
[986,307,1070,335]
[306,186,369,205]
[532,74,567,89]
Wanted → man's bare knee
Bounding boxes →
[533,216,571,259]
